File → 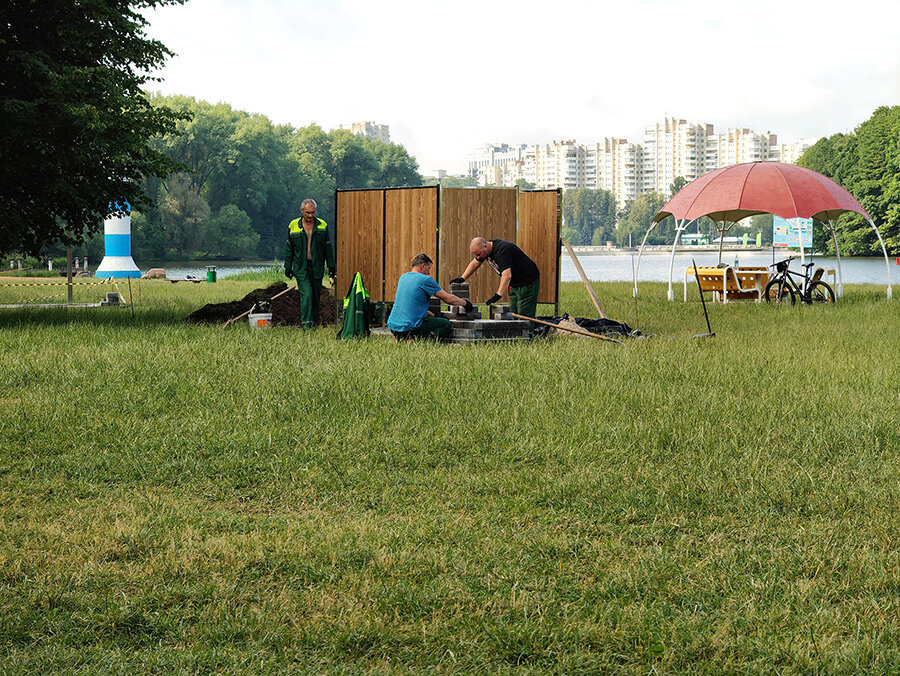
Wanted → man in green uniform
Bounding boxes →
[285,198,336,328]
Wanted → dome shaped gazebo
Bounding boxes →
[634,162,893,300]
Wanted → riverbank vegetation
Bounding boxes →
[1,280,898,672]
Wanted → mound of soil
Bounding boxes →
[531,314,633,338]
[186,282,337,326]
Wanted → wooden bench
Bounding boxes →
[684,266,769,303]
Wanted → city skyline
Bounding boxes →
[143,0,900,175]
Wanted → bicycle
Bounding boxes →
[764,256,835,305]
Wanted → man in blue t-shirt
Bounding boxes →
[388,253,473,341]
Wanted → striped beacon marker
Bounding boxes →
[95,200,141,278]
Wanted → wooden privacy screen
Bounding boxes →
[336,186,559,307]
[335,189,384,300]
[439,188,517,305]
[384,187,439,302]
[517,189,560,305]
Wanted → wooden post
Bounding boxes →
[66,247,73,305]
[561,238,606,318]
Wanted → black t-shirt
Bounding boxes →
[487,239,540,288]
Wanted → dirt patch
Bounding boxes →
[186,282,337,326]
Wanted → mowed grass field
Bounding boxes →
[1,276,898,673]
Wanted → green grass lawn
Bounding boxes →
[1,278,898,673]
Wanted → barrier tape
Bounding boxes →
[0,279,115,288]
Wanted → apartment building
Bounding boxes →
[642,118,714,194]
[466,117,816,203]
[707,128,777,168]
[466,143,529,177]
[587,138,644,207]
[771,137,820,164]
[344,121,390,143]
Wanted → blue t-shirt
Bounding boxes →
[388,272,442,332]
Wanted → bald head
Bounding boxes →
[470,237,491,261]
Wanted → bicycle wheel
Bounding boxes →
[807,280,835,304]
[764,278,795,304]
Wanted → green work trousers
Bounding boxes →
[510,277,540,319]
[297,268,323,329]
[393,316,452,341]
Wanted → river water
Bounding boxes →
[145,252,896,286]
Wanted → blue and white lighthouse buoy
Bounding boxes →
[95,200,140,278]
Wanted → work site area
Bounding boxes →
[2,182,898,673]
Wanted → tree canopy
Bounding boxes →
[615,192,670,246]
[0,0,188,255]
[797,106,900,256]
[561,188,616,246]
[133,95,422,259]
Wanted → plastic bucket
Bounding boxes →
[248,312,272,328]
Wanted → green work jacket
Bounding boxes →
[285,217,336,280]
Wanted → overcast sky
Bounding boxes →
[143,0,900,175]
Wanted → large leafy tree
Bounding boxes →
[135,97,424,259]
[561,188,616,246]
[0,0,188,255]
[798,106,900,255]
[615,192,669,246]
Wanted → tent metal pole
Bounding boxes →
[827,220,844,298]
[868,218,893,299]
[667,219,690,301]
[634,222,657,298]
[716,220,728,266]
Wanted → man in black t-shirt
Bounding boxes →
[451,237,540,319]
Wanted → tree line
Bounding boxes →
[131,95,421,260]
[798,105,900,256]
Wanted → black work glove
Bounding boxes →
[463,299,474,313]
[284,269,293,279]
[449,277,465,285]
[485,293,501,306]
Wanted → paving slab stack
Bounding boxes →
[442,282,532,343]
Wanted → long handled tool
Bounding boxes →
[561,238,607,318]
[691,258,715,339]
[511,313,623,345]
[221,285,292,328]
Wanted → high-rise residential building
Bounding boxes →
[771,137,820,164]
[707,128,777,169]
[526,140,585,190]
[642,118,714,194]
[464,117,812,205]
[345,121,390,143]
[467,143,528,177]
[588,138,644,207]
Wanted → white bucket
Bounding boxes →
[248,312,273,328]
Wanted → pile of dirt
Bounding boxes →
[186,282,337,326]
[531,314,634,338]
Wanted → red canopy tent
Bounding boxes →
[635,162,893,300]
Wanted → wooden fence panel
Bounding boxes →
[335,189,384,301]
[439,188,517,304]
[517,189,560,306]
[384,187,439,302]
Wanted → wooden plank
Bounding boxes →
[336,189,384,301]
[384,187,439,302]
[517,190,560,305]
[561,237,606,318]
[439,188,517,304]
